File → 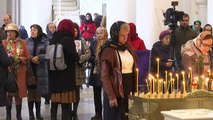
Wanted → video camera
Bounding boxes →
[163,1,184,30]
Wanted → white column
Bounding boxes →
[20,0,52,34]
[0,0,7,25]
[207,0,213,25]
[196,0,207,26]
[106,0,136,31]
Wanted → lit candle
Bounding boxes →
[164,81,167,93]
[136,68,139,93]
[176,74,179,92]
[160,80,163,93]
[208,69,211,78]
[146,79,149,93]
[165,71,168,87]
[183,81,186,93]
[156,58,160,79]
[169,73,172,89]
[153,78,155,93]
[149,77,152,93]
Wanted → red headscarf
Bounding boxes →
[57,19,75,37]
[128,22,140,40]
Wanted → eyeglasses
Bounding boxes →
[200,41,212,48]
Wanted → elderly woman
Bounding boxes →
[181,31,213,89]
[2,23,30,120]
[26,24,49,120]
[100,21,138,120]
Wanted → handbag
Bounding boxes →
[26,61,36,86]
[5,67,19,93]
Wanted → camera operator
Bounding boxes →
[173,13,198,71]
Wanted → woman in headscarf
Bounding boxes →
[80,13,97,42]
[46,22,56,39]
[26,24,49,120]
[128,22,146,50]
[49,19,80,120]
[100,21,138,120]
[181,31,213,89]
[2,23,30,120]
[88,27,108,120]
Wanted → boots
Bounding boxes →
[62,108,71,120]
[73,103,79,120]
[6,105,12,120]
[51,102,58,120]
[28,101,35,120]
[16,105,22,120]
[35,102,43,120]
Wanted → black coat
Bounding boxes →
[151,41,174,78]
[49,31,79,93]
[0,44,13,107]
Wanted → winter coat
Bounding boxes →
[26,37,49,95]
[0,25,6,41]
[75,38,91,86]
[88,40,101,86]
[80,22,96,40]
[0,44,13,107]
[100,46,138,100]
[151,41,174,78]
[181,39,213,77]
[2,38,30,98]
[49,31,80,93]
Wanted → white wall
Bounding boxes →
[0,0,7,26]
[80,0,102,17]
[20,0,52,35]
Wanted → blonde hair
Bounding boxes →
[119,23,130,34]
[96,27,108,41]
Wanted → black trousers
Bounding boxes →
[93,86,102,116]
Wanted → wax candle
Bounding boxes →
[136,68,139,93]
[176,74,179,91]
[156,58,160,79]
[183,81,186,93]
[208,69,211,78]
[165,71,168,87]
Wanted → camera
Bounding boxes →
[163,1,184,29]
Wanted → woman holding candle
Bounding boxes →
[151,30,174,79]
[181,31,213,90]
[100,21,138,120]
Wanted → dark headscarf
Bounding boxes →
[107,21,128,51]
[128,23,139,41]
[84,13,94,24]
[30,24,44,41]
[19,25,28,39]
[73,22,80,39]
[57,19,75,37]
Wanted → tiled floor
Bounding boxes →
[0,85,95,120]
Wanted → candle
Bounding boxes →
[149,78,152,93]
[160,80,163,93]
[169,73,172,89]
[165,71,168,87]
[136,68,139,93]
[156,58,160,79]
[183,81,186,93]
[201,75,205,89]
[146,79,149,93]
[208,69,211,78]
[153,78,155,93]
[164,81,167,93]
[176,74,179,92]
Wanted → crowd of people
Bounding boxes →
[0,11,213,120]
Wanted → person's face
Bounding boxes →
[74,28,78,38]
[180,16,189,28]
[118,29,129,45]
[86,15,90,20]
[48,23,56,33]
[31,27,38,38]
[6,30,16,39]
[204,26,212,33]
[194,22,201,29]
[161,35,171,46]
[199,39,213,55]
[96,29,105,40]
[3,15,11,26]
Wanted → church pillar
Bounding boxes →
[106,0,136,31]
[207,0,213,25]
[195,0,207,27]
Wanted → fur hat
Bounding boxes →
[159,30,170,40]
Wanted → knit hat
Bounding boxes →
[159,30,170,40]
